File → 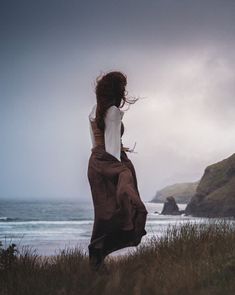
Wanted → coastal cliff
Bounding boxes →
[185,153,235,217]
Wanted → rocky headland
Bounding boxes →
[151,181,199,204]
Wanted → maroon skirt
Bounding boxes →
[87,145,148,259]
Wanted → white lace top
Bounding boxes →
[89,104,124,161]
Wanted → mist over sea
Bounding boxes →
[0,200,211,256]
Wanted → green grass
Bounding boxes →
[1,220,235,295]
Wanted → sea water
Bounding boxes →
[0,200,219,256]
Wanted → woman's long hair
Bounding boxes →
[95,71,138,130]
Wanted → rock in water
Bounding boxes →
[185,153,235,217]
[161,196,181,215]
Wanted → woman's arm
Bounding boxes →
[104,105,122,161]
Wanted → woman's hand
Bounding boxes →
[121,142,137,153]
[121,146,130,152]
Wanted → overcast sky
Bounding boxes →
[1,0,235,202]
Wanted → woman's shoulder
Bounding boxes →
[106,105,124,121]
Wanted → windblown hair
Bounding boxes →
[95,71,138,130]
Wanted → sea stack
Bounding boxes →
[161,196,181,215]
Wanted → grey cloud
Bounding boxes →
[1,0,235,200]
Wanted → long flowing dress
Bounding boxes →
[87,104,148,268]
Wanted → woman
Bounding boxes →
[87,71,148,272]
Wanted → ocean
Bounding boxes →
[0,200,218,256]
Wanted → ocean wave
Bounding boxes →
[0,217,26,222]
[0,217,93,223]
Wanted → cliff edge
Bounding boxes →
[185,153,235,217]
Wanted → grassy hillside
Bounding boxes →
[1,220,235,295]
